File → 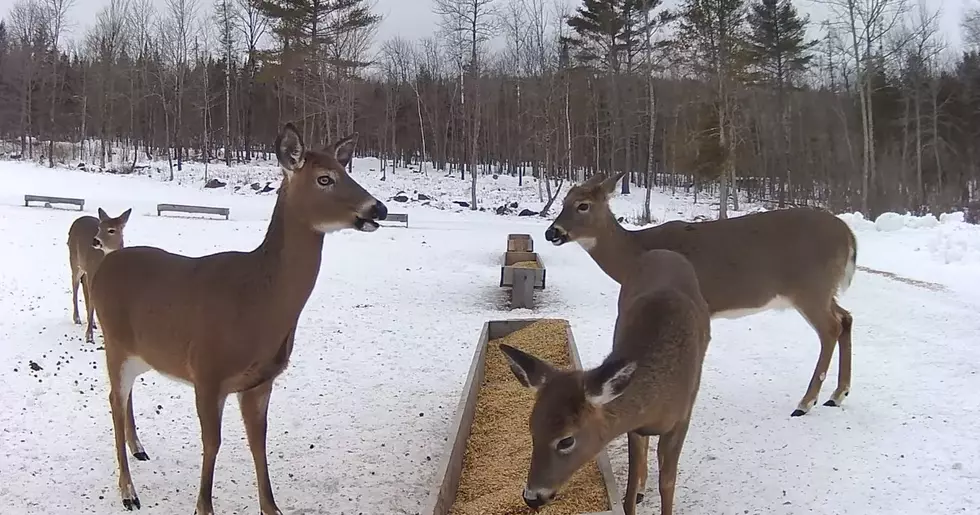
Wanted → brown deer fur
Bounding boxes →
[89,124,387,514]
[67,207,132,343]
[544,171,856,416]
[501,249,711,515]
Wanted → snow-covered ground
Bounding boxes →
[1,157,979,515]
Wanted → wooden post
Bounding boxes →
[511,268,535,309]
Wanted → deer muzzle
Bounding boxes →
[522,485,555,509]
[544,225,569,246]
[353,200,388,233]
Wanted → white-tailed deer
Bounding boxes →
[545,172,856,417]
[90,124,387,514]
[501,249,711,515]
[67,207,132,343]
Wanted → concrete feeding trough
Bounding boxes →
[506,233,533,252]
[423,318,625,515]
[499,251,546,309]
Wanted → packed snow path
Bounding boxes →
[0,161,978,514]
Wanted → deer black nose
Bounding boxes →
[523,494,545,510]
[544,226,557,241]
[92,238,103,249]
[370,201,388,221]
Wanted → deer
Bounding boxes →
[501,248,711,515]
[67,207,132,343]
[89,123,388,515]
[544,171,857,417]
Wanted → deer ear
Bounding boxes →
[500,344,554,391]
[118,208,132,225]
[333,132,358,168]
[600,171,626,196]
[582,173,606,188]
[275,123,306,175]
[97,208,109,222]
[585,358,636,406]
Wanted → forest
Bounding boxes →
[1,0,979,219]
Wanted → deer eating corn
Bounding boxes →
[449,320,609,515]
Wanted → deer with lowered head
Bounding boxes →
[545,171,857,417]
[89,124,388,514]
[67,207,132,343]
[501,248,711,515]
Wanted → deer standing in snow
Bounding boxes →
[67,207,132,343]
[545,171,856,416]
[90,124,387,514]
[502,249,711,515]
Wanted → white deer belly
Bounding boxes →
[712,295,794,320]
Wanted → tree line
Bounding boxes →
[1,0,979,219]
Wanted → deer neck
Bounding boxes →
[253,186,325,314]
[583,215,643,284]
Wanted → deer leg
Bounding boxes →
[71,269,82,324]
[239,380,282,515]
[792,301,843,417]
[126,393,149,461]
[82,277,95,343]
[194,386,227,515]
[623,432,649,513]
[824,301,853,407]
[107,351,141,510]
[656,421,690,515]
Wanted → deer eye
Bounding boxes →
[576,202,590,213]
[556,436,575,453]
[317,175,335,187]
[107,228,117,234]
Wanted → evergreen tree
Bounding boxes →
[744,0,814,205]
[744,0,814,87]
[564,0,652,73]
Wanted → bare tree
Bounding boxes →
[434,0,498,210]
[819,0,910,214]
[44,0,74,167]
[86,0,130,168]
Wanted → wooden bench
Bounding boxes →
[156,203,230,220]
[24,194,85,210]
[382,213,409,227]
[499,251,547,309]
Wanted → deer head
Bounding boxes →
[544,171,626,249]
[500,343,637,509]
[274,123,388,233]
[93,208,132,253]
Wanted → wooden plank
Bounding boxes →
[424,322,490,515]
[381,213,409,227]
[507,233,533,252]
[156,203,230,220]
[24,194,84,210]
[510,268,536,309]
[424,318,625,515]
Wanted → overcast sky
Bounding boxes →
[0,0,972,54]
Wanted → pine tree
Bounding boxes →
[678,0,748,218]
[744,0,814,206]
[744,0,813,88]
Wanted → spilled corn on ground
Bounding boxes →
[449,320,610,515]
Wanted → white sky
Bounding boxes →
[0,0,973,54]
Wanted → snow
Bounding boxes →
[1,157,979,515]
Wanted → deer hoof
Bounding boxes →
[122,496,141,510]
[133,451,150,461]
[635,493,644,504]
[790,409,807,417]
[823,399,838,407]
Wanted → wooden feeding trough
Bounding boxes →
[500,251,546,309]
[423,318,625,515]
[507,233,534,252]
